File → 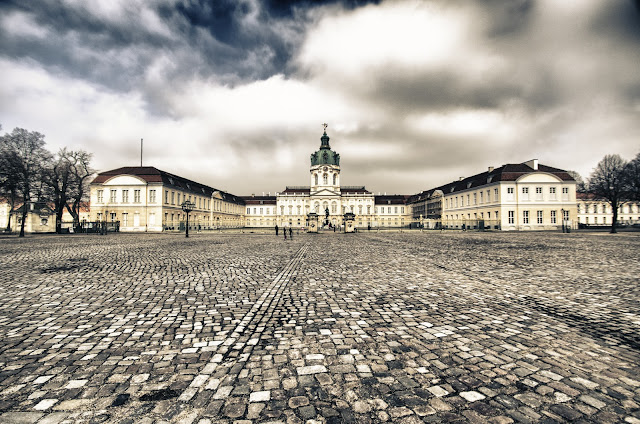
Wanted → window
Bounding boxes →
[122,190,129,203]
[523,210,529,224]
[550,187,557,199]
[247,208,250,214]
[333,174,337,185]
[122,213,128,226]
[551,210,557,224]
[394,207,398,213]
[480,192,483,204]
[473,193,477,204]
[536,187,543,200]
[507,187,514,201]
[522,187,529,200]
[171,191,175,205]
[134,190,141,203]
[508,210,514,224]
[494,188,499,200]
[562,209,569,221]
[314,174,318,185]
[165,190,169,204]
[149,190,156,203]
[537,210,543,224]
[367,205,371,214]
[97,190,104,203]
[388,207,391,213]
[323,173,328,185]
[562,187,569,200]
[110,190,117,203]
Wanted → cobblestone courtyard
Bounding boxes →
[1,231,639,424]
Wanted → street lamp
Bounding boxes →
[182,200,194,237]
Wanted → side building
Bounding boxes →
[89,167,245,231]
[576,193,640,227]
[409,159,577,230]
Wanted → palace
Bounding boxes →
[79,128,611,232]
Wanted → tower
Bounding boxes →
[310,126,340,193]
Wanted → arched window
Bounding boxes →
[323,174,328,185]
[314,174,318,185]
[331,202,337,213]
[333,174,337,185]
[314,202,320,212]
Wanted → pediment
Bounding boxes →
[310,188,340,197]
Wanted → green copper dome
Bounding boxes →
[311,131,340,166]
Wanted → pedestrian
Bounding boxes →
[275,224,279,236]
[367,223,371,231]
[289,227,293,239]
[284,227,287,240]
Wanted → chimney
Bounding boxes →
[524,159,539,170]
[488,166,494,173]
[459,177,464,181]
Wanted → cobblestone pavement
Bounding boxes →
[1,231,639,424]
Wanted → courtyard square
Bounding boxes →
[0,231,639,424]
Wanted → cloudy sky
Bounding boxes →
[1,0,639,195]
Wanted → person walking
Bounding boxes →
[289,227,293,239]
[275,224,279,236]
[284,227,287,240]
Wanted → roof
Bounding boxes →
[280,186,311,195]
[375,195,411,205]
[407,188,443,204]
[341,186,371,194]
[91,166,245,205]
[242,196,277,205]
[431,162,575,196]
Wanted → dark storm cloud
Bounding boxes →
[0,0,381,93]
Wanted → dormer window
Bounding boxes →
[487,176,493,183]
[467,182,472,189]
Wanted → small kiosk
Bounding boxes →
[343,212,356,233]
[307,212,319,233]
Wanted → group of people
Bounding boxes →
[275,224,295,240]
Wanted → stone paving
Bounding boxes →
[0,231,639,424]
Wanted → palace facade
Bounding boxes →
[244,130,411,229]
[80,128,610,233]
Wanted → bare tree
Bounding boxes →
[42,148,73,233]
[625,152,640,201]
[65,150,94,229]
[567,170,588,193]
[588,154,630,233]
[0,127,19,231]
[0,128,50,237]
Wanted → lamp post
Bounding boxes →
[182,200,194,238]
